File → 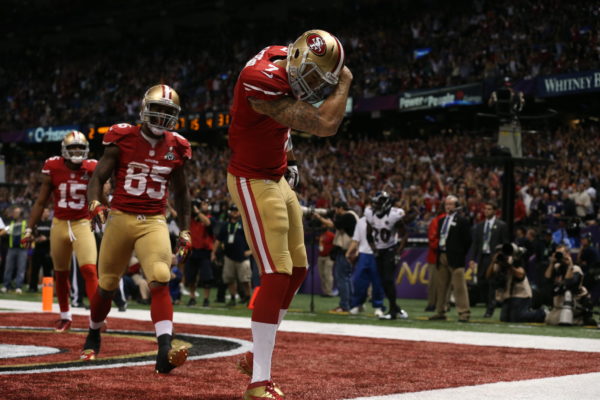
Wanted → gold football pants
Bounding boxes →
[98,210,172,291]
[227,173,307,275]
[50,218,97,271]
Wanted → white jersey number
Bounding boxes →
[57,182,86,210]
[124,162,172,199]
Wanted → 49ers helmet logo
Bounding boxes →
[306,34,326,56]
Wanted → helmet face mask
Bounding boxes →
[287,30,345,104]
[140,85,181,135]
[61,131,89,164]
[372,191,392,218]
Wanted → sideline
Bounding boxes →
[1,300,599,353]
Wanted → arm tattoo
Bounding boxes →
[250,97,322,135]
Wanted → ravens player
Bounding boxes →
[22,131,99,332]
[365,191,410,320]
[228,29,352,399]
[81,84,192,374]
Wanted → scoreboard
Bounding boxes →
[85,111,231,141]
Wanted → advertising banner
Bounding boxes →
[536,70,600,97]
[26,125,80,143]
[398,83,483,112]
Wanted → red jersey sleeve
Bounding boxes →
[103,123,134,146]
[239,67,289,102]
[172,132,192,161]
[41,158,55,176]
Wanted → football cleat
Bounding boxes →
[80,349,97,361]
[155,334,188,374]
[237,351,253,376]
[243,380,284,400]
[54,319,72,333]
[373,308,385,318]
[80,328,101,361]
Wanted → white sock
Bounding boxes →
[251,321,277,383]
[277,309,287,326]
[155,320,173,337]
[89,319,104,330]
[60,311,72,321]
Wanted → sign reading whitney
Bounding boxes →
[537,70,600,97]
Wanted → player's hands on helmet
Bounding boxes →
[285,160,299,189]
[340,66,353,83]
[89,200,109,231]
[175,230,192,264]
[20,228,34,248]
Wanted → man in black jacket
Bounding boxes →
[470,201,509,317]
[429,195,472,322]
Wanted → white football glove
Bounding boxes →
[285,160,299,189]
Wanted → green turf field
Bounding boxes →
[2,291,599,339]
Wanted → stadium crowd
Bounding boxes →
[1,0,598,131]
[3,122,600,234]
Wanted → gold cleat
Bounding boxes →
[168,346,188,367]
[155,345,188,374]
[80,349,96,361]
[243,381,284,400]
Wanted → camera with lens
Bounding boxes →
[492,243,523,289]
[300,205,332,218]
[553,251,569,278]
[300,206,333,230]
[494,243,517,265]
[191,198,210,219]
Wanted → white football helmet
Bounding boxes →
[140,84,181,135]
[61,130,89,164]
[287,29,345,103]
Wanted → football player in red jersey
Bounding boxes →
[80,84,192,374]
[22,131,99,333]
[227,29,352,399]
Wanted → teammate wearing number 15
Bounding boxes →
[81,84,192,374]
[22,131,99,333]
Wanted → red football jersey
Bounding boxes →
[103,123,191,215]
[228,46,293,180]
[42,157,97,220]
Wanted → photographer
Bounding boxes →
[313,201,358,313]
[185,198,216,307]
[544,245,595,326]
[486,243,546,323]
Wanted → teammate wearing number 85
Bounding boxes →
[22,131,99,333]
[81,84,192,374]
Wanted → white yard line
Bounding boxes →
[2,299,600,399]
